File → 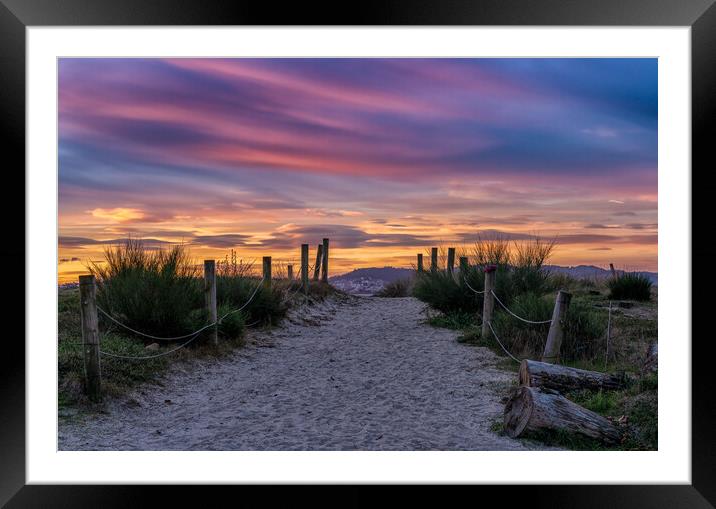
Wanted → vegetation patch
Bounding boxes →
[607,272,653,301]
[59,240,304,411]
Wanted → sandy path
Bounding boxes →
[59,296,545,450]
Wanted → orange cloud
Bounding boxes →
[90,207,146,222]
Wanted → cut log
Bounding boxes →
[519,359,626,393]
[504,386,622,444]
[642,342,658,374]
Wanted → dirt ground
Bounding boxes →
[59,296,555,451]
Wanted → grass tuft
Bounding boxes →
[89,239,203,338]
[607,272,652,301]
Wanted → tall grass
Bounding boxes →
[607,272,652,301]
[89,239,203,338]
[413,268,481,314]
[413,236,555,315]
[471,234,512,266]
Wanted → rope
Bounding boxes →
[96,277,265,341]
[99,331,203,360]
[281,281,305,305]
[490,290,552,325]
[463,277,485,294]
[97,307,217,341]
[485,320,522,363]
[218,277,265,322]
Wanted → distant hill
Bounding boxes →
[329,267,415,295]
[330,265,657,295]
[331,267,415,283]
[543,265,658,285]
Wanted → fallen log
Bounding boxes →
[504,386,622,444]
[519,359,626,393]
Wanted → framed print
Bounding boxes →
[3,0,715,505]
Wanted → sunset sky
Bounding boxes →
[58,58,657,282]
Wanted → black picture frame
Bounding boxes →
[2,0,713,505]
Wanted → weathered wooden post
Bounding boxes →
[287,264,294,281]
[430,247,438,272]
[301,244,309,294]
[459,256,469,274]
[481,265,496,339]
[263,256,272,289]
[204,260,218,345]
[447,247,456,275]
[542,290,572,364]
[417,253,424,272]
[313,244,323,281]
[79,275,101,402]
[321,238,329,283]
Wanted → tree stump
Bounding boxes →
[504,386,622,444]
[519,359,626,393]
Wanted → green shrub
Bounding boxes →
[490,293,553,358]
[413,269,480,314]
[89,239,203,338]
[376,278,413,297]
[486,294,606,362]
[217,303,246,339]
[414,236,555,316]
[607,272,652,301]
[216,275,287,326]
[561,298,607,361]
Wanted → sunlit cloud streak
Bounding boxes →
[58,58,657,280]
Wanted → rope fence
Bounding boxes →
[463,277,485,294]
[84,272,314,363]
[486,321,522,363]
[73,241,333,401]
[457,264,564,365]
[490,290,553,325]
[99,331,204,360]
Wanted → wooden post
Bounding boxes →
[417,253,424,272]
[204,260,218,345]
[321,238,329,283]
[459,256,469,275]
[447,247,455,275]
[609,263,616,278]
[542,290,572,363]
[430,247,438,272]
[301,244,309,294]
[313,244,323,281]
[481,265,496,339]
[263,256,272,289]
[287,264,294,281]
[79,275,101,402]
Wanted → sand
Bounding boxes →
[58,295,552,451]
